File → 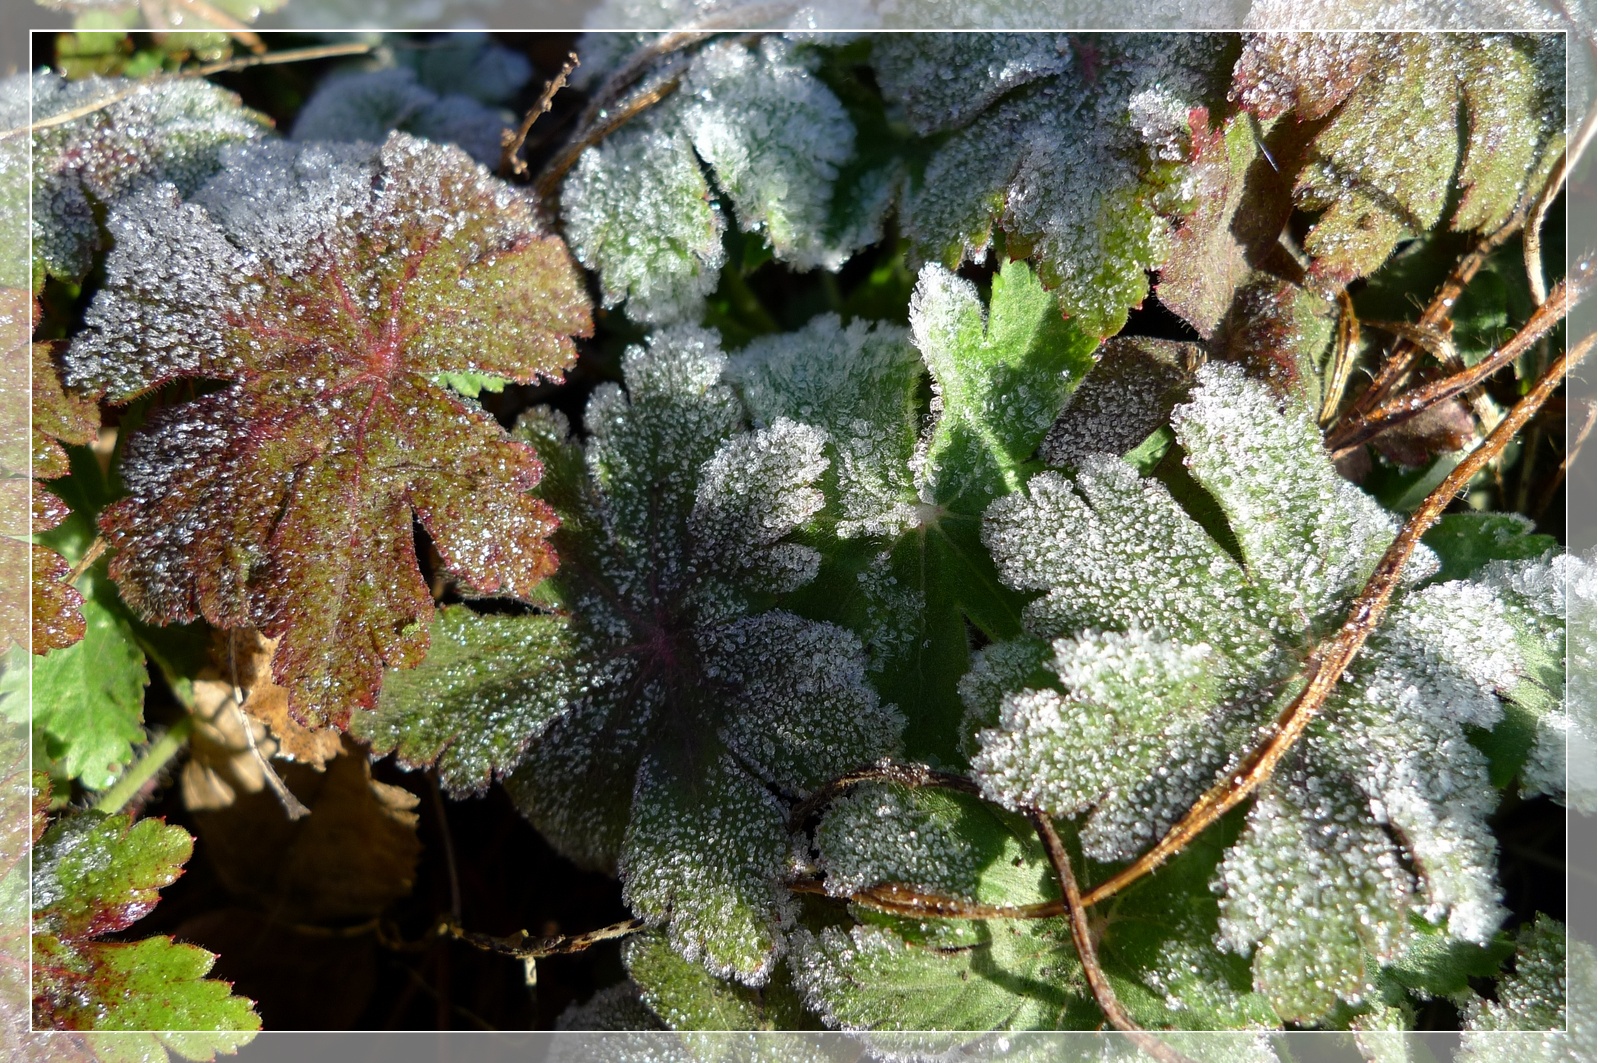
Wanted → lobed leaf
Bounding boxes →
[972,363,1564,1023]
[374,328,898,983]
[1234,33,1565,288]
[27,71,272,282]
[32,811,259,1041]
[65,134,590,727]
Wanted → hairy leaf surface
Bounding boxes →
[32,810,259,1041]
[971,363,1559,1022]
[65,134,590,727]
[366,329,901,982]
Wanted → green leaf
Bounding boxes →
[791,914,1092,1033]
[970,362,1562,1024]
[31,594,147,791]
[1459,916,1593,1063]
[385,329,899,983]
[562,118,726,326]
[1235,34,1564,288]
[625,929,769,1031]
[1422,514,1559,584]
[895,35,1237,338]
[355,607,580,795]
[913,259,1098,512]
[65,134,591,728]
[32,812,259,1042]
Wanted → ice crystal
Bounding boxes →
[28,70,271,281]
[64,133,590,727]
[970,362,1560,1022]
[365,329,901,983]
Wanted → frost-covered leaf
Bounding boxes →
[1211,279,1336,403]
[727,262,1091,760]
[1459,917,1595,1063]
[64,134,590,727]
[1478,553,1595,813]
[895,34,1236,338]
[32,811,259,1039]
[32,342,99,486]
[28,71,272,281]
[355,607,578,795]
[374,329,898,983]
[791,914,1091,1034]
[561,35,879,323]
[971,362,1561,1023]
[1233,33,1565,288]
[912,261,1098,511]
[1040,337,1196,469]
[563,118,726,325]
[292,39,527,168]
[625,929,769,1031]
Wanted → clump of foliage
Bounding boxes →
[14,23,1591,1053]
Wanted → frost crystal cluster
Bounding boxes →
[21,24,1584,1046]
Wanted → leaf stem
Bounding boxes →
[1328,267,1591,458]
[440,916,645,961]
[499,52,578,179]
[1080,328,1593,909]
[91,715,193,816]
[1027,810,1196,1062]
[1525,104,1596,306]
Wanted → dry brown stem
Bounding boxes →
[499,52,578,179]
[1081,327,1592,910]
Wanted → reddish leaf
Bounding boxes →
[32,341,99,483]
[64,134,591,726]
[30,486,84,655]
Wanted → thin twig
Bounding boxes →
[64,536,107,586]
[788,760,982,831]
[789,877,1064,921]
[4,42,376,139]
[573,2,795,133]
[430,774,462,924]
[1345,214,1528,420]
[1027,811,1197,1063]
[226,631,310,821]
[442,916,645,961]
[1328,267,1590,459]
[499,52,578,179]
[1526,105,1597,306]
[534,75,684,207]
[1081,333,1592,909]
[163,0,266,53]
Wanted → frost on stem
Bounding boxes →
[363,329,901,984]
[64,133,591,727]
[969,363,1573,1023]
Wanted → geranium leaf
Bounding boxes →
[1234,34,1564,288]
[32,811,259,1042]
[375,328,898,983]
[970,363,1563,1024]
[354,606,579,796]
[1459,916,1594,1063]
[563,118,726,325]
[64,134,591,727]
[25,71,272,282]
